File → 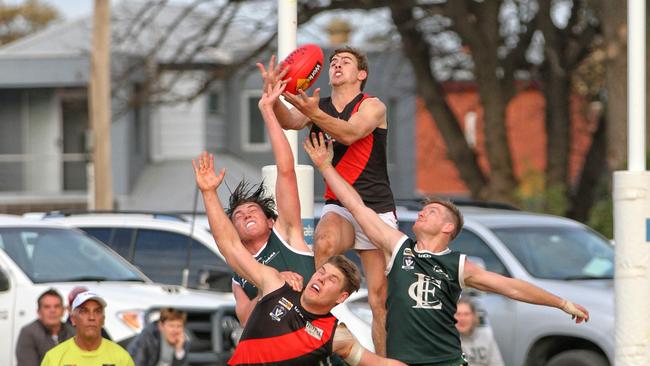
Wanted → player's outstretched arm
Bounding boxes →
[257,80,309,251]
[256,55,310,130]
[232,283,258,326]
[304,132,404,256]
[283,90,386,145]
[192,152,284,296]
[233,271,303,326]
[463,259,590,323]
[333,324,406,366]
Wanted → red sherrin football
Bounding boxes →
[279,44,324,94]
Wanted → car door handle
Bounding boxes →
[0,310,8,320]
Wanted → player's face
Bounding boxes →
[37,295,65,328]
[413,203,452,237]
[231,202,274,241]
[304,263,349,307]
[71,300,105,341]
[328,52,366,88]
[454,302,476,336]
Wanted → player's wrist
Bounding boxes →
[318,160,333,172]
[344,341,363,366]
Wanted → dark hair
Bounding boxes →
[37,288,63,309]
[330,46,369,91]
[325,255,361,294]
[159,308,187,324]
[226,180,277,220]
[422,197,464,240]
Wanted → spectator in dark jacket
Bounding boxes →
[15,288,74,366]
[127,308,189,366]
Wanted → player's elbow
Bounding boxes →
[337,132,364,145]
[276,163,296,176]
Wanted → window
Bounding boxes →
[0,227,143,283]
[131,229,229,288]
[207,91,221,115]
[492,226,613,280]
[83,228,135,261]
[132,230,188,285]
[450,229,510,276]
[241,90,269,151]
[189,240,232,292]
[82,228,112,245]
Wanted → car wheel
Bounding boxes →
[546,350,609,366]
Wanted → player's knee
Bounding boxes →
[313,231,340,257]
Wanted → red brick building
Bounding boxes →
[416,84,597,197]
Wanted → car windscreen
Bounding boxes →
[0,227,145,283]
[491,226,614,280]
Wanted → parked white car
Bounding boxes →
[33,211,232,292]
[35,211,375,350]
[0,215,239,366]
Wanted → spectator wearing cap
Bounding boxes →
[15,289,74,366]
[66,286,111,340]
[40,291,134,366]
[127,308,190,366]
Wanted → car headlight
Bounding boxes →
[347,301,373,326]
[116,310,146,332]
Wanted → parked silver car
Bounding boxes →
[327,202,614,366]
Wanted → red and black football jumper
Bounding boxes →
[311,93,395,213]
[228,284,338,366]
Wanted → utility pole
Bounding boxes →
[89,0,113,210]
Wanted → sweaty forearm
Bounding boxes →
[311,110,359,144]
[502,278,564,308]
[274,101,306,130]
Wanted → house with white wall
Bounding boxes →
[0,2,417,213]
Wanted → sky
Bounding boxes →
[2,0,93,19]
[47,0,93,19]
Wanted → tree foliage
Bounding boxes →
[117,0,618,226]
[0,0,59,45]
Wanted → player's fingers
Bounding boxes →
[268,54,276,72]
[278,65,289,79]
[256,62,266,76]
[318,132,326,147]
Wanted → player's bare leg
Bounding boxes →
[359,248,387,356]
[313,212,355,267]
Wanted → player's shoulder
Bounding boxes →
[358,95,386,113]
[361,94,385,105]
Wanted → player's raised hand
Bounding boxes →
[304,132,333,171]
[282,88,321,120]
[279,271,304,292]
[192,151,225,192]
[259,79,288,110]
[256,55,289,93]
